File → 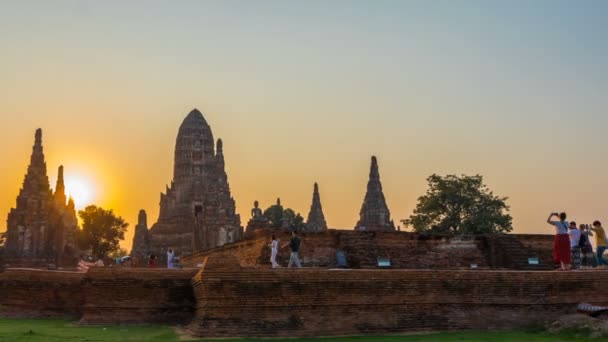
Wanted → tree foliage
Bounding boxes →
[402,174,512,235]
[263,203,305,232]
[77,205,128,258]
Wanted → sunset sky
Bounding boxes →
[1,1,607,250]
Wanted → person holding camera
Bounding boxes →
[547,212,571,271]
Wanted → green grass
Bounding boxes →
[0,318,596,342]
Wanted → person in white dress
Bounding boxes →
[270,235,279,268]
[167,248,175,269]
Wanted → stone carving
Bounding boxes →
[131,109,243,260]
[4,129,80,267]
[251,200,264,220]
[354,156,395,231]
[245,200,269,236]
[302,182,328,233]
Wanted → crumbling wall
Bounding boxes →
[188,256,608,338]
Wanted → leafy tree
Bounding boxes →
[77,205,128,258]
[263,201,305,232]
[402,174,512,235]
[109,247,129,260]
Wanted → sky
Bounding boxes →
[1,0,607,250]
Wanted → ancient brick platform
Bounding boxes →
[0,268,84,318]
[188,256,608,337]
[79,268,198,325]
[181,229,555,270]
[0,267,197,324]
[2,261,608,337]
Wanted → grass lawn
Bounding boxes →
[0,318,596,342]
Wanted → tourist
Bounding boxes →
[590,221,608,267]
[94,254,105,267]
[167,248,175,269]
[547,212,571,271]
[269,234,279,268]
[580,224,595,269]
[149,254,157,268]
[77,256,95,273]
[568,222,581,269]
[282,231,302,268]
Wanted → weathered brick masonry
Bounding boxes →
[79,268,197,324]
[188,255,608,337]
[0,268,197,324]
[182,230,555,270]
[2,232,599,339]
[0,268,84,318]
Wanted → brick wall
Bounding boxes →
[0,268,84,318]
[0,267,197,324]
[182,230,555,270]
[80,268,198,324]
[188,255,608,338]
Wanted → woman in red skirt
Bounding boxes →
[547,212,571,271]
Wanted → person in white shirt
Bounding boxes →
[269,235,279,268]
[569,222,582,269]
[167,248,175,269]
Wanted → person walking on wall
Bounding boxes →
[148,254,157,268]
[269,234,279,268]
[282,231,302,268]
[590,221,608,267]
[167,248,175,269]
[547,212,571,271]
[580,224,595,269]
[569,222,582,270]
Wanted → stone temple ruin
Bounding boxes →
[131,109,243,263]
[3,129,80,267]
[355,156,395,231]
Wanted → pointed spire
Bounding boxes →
[67,196,75,210]
[54,165,66,205]
[29,128,47,172]
[354,156,395,231]
[138,209,148,228]
[216,138,225,168]
[35,128,42,146]
[21,128,51,196]
[304,182,327,233]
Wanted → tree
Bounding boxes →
[0,231,6,247]
[402,174,512,235]
[263,202,305,232]
[109,247,129,260]
[77,205,128,258]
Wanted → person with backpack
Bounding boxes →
[579,224,595,269]
[568,222,582,269]
[547,212,571,271]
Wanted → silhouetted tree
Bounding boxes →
[403,174,512,235]
[77,205,128,258]
[263,202,305,232]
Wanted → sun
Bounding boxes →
[64,175,96,209]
